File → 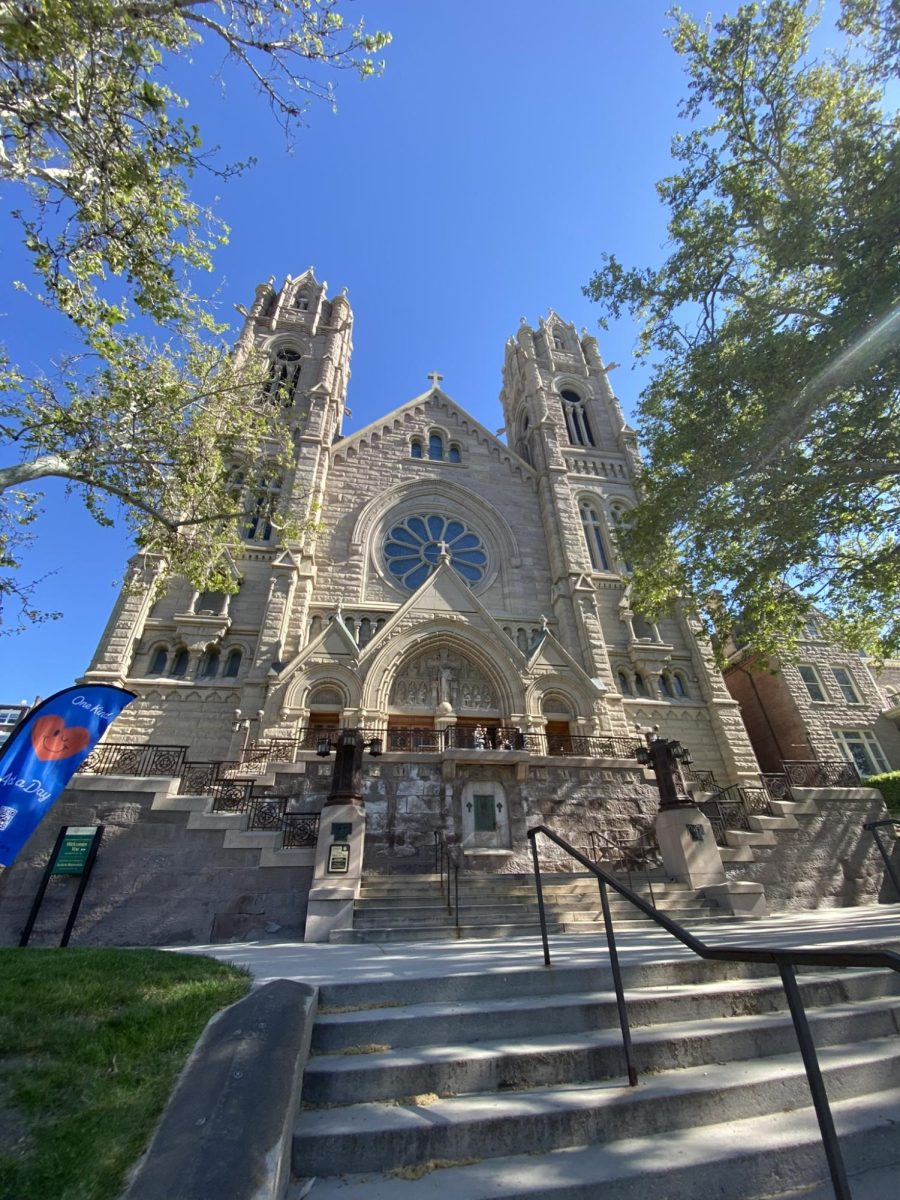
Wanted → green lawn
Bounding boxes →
[0,947,250,1200]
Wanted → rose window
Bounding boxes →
[383,515,487,590]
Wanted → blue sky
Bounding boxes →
[0,0,838,699]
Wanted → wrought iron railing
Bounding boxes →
[528,823,900,1200]
[761,771,791,801]
[387,726,443,752]
[863,818,900,902]
[783,759,860,788]
[79,743,188,777]
[283,813,321,848]
[587,826,660,906]
[699,783,773,846]
[681,765,719,793]
[209,777,256,812]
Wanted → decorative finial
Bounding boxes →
[427,371,443,389]
[437,539,451,563]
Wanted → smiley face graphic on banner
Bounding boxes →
[0,685,135,867]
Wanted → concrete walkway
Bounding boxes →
[166,904,900,987]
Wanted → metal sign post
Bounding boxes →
[19,825,104,947]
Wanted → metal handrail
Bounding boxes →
[527,823,900,1200]
[433,831,461,935]
[863,818,900,902]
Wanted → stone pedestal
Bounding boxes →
[303,802,366,943]
[655,806,726,889]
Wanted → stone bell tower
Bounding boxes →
[499,312,639,735]
[82,270,354,755]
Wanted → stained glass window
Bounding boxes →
[383,515,487,590]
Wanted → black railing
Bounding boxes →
[863,818,900,902]
[79,743,188,777]
[762,771,791,801]
[587,827,659,907]
[387,726,443,752]
[784,759,860,788]
[209,778,255,812]
[682,765,719,793]
[433,831,460,935]
[283,813,321,848]
[528,824,900,1200]
[699,783,773,846]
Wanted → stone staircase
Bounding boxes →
[331,870,729,943]
[289,951,900,1199]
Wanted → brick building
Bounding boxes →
[724,626,900,777]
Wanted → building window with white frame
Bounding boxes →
[833,729,889,776]
[798,664,827,702]
[831,667,861,705]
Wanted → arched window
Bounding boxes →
[609,502,632,570]
[428,432,444,461]
[617,670,632,696]
[293,291,310,311]
[448,443,461,464]
[148,646,168,675]
[264,348,302,406]
[358,617,372,646]
[673,673,688,698]
[634,672,647,697]
[224,649,242,678]
[198,648,220,678]
[170,648,189,677]
[579,502,610,570]
[516,628,528,652]
[245,477,281,542]
[309,614,323,641]
[658,674,673,698]
[560,389,595,447]
[552,330,564,350]
[410,438,423,459]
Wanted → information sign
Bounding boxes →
[327,842,351,874]
[52,827,99,875]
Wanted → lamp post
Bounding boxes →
[634,725,695,810]
[305,728,384,943]
[316,728,383,807]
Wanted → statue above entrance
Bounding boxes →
[390,647,497,713]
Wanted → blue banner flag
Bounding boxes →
[0,685,135,868]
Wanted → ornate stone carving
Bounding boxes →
[390,648,497,712]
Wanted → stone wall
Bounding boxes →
[724,788,889,909]
[270,756,661,876]
[0,778,312,947]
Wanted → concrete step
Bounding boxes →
[290,1085,900,1200]
[330,919,678,944]
[308,968,900,1054]
[293,1035,900,1177]
[302,996,900,1107]
[312,955,787,1011]
[351,901,716,919]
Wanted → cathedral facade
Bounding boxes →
[82,270,761,866]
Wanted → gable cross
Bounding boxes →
[427,371,443,388]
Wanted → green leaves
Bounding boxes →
[0,1,390,627]
[585,0,900,661]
